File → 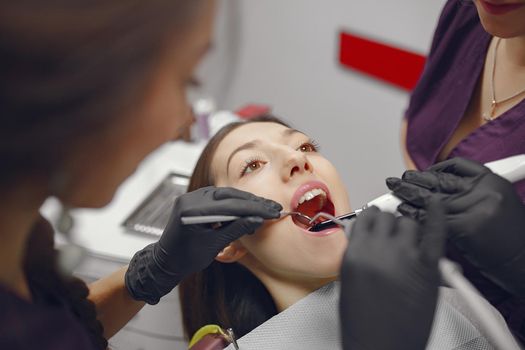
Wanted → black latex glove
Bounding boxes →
[125,186,282,304]
[340,201,446,350]
[387,157,525,297]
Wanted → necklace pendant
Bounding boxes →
[490,100,497,119]
[483,100,497,122]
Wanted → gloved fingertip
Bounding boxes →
[401,170,418,180]
[266,200,283,212]
[270,209,283,219]
[386,177,401,190]
[397,203,419,219]
[257,202,282,219]
[397,203,409,214]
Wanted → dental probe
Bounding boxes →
[308,212,358,232]
[310,154,525,232]
[180,211,310,225]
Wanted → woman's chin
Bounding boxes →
[295,225,343,237]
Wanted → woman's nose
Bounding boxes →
[281,152,313,181]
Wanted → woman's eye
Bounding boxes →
[298,142,318,153]
[241,160,264,176]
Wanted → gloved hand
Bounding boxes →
[125,186,282,304]
[386,157,525,296]
[340,201,446,350]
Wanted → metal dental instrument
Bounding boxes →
[309,212,358,232]
[181,211,312,225]
[281,211,314,223]
[180,215,240,225]
[308,212,355,238]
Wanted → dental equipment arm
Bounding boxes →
[383,154,525,212]
[438,259,522,350]
[125,186,281,304]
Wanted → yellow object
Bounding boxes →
[189,324,226,348]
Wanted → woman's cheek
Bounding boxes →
[239,220,287,256]
[239,221,272,246]
[237,172,283,204]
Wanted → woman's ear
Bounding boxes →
[215,241,247,263]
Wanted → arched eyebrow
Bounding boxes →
[225,128,305,175]
[226,140,260,175]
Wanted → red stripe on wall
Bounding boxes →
[339,31,426,91]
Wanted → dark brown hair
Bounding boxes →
[179,115,291,340]
[0,1,204,185]
[0,1,206,348]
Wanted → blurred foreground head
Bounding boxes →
[0,0,214,207]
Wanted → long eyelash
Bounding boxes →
[240,156,264,177]
[309,138,321,152]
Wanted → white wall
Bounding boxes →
[200,0,447,207]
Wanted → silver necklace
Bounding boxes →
[483,37,525,122]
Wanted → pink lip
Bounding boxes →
[289,180,341,237]
[479,0,525,15]
[290,180,331,211]
[299,225,342,237]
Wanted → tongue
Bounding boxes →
[296,196,325,221]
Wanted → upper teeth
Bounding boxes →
[298,188,327,205]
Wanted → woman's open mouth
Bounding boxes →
[290,181,336,231]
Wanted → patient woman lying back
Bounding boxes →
[179,115,350,339]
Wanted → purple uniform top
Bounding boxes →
[405,0,525,341]
[0,217,98,350]
[0,285,97,350]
